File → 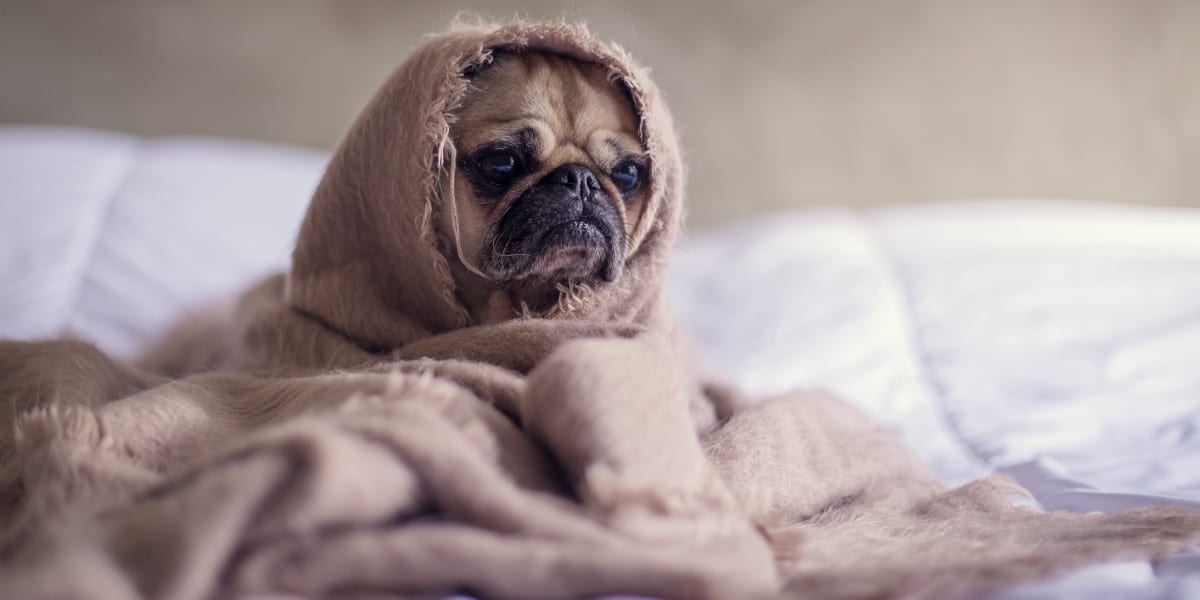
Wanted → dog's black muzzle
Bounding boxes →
[483,164,626,285]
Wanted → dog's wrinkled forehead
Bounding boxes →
[454,51,644,175]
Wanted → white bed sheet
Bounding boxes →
[2,126,1197,598]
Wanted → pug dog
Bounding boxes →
[443,51,649,323]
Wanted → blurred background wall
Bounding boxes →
[1,0,1197,228]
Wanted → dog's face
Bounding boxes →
[447,52,648,316]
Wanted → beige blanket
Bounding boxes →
[2,21,1198,600]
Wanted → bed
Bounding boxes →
[2,125,1197,598]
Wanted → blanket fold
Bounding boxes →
[2,19,1199,600]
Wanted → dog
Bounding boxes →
[442,51,650,323]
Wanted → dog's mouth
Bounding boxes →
[528,219,612,278]
[480,199,624,288]
[487,216,621,285]
[541,219,606,256]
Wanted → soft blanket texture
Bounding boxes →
[2,21,1200,600]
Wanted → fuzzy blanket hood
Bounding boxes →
[2,21,1199,600]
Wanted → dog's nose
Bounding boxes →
[548,164,601,196]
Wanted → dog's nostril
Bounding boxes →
[548,165,599,195]
[554,168,576,187]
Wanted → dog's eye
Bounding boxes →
[610,161,644,195]
[476,150,521,187]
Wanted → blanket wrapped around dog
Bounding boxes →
[2,21,1199,600]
